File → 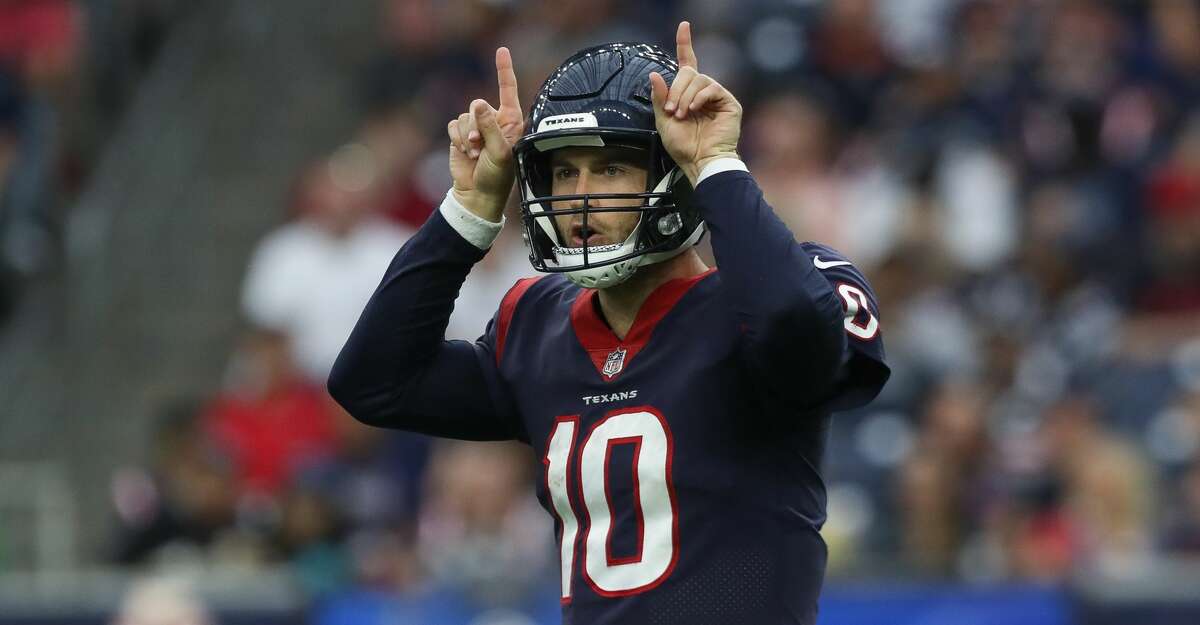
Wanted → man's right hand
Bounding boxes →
[447,47,525,223]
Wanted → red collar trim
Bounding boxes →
[571,268,716,381]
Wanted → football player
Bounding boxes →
[329,22,890,625]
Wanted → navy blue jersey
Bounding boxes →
[330,170,890,625]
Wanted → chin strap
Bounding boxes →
[563,220,706,289]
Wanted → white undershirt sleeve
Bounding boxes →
[695,158,749,185]
[438,188,505,250]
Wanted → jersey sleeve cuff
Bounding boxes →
[696,158,749,186]
[438,189,505,250]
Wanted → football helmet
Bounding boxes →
[513,42,705,289]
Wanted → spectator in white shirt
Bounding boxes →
[242,157,413,383]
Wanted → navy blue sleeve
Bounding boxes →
[800,242,891,412]
[327,209,526,442]
[694,170,890,412]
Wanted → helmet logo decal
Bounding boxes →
[602,347,627,378]
[537,112,599,133]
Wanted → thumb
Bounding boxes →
[472,99,509,161]
[649,72,669,116]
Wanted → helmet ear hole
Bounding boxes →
[658,212,683,236]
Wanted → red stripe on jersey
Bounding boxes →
[495,276,545,365]
[570,268,716,381]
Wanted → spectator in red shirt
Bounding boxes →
[203,328,337,497]
[1141,114,1200,314]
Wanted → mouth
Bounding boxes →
[569,222,607,248]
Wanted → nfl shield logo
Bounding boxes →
[602,347,627,378]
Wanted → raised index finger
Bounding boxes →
[496,47,521,112]
[676,21,697,70]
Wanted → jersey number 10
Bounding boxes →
[543,407,679,601]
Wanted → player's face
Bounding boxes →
[549,146,649,248]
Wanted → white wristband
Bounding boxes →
[439,189,504,250]
[696,158,749,185]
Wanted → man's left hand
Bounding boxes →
[649,21,743,186]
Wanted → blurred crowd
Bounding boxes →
[0,0,179,316]
[71,0,1200,622]
[0,0,83,314]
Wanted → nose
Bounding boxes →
[567,170,591,209]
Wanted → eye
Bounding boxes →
[604,165,625,176]
[553,168,577,180]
